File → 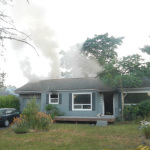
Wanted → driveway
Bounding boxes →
[0,126,9,131]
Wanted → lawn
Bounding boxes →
[0,123,149,150]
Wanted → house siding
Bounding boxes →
[43,91,99,117]
[19,91,120,118]
[19,94,42,112]
[19,97,24,112]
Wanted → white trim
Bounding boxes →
[102,96,104,116]
[123,90,150,93]
[72,92,92,111]
[112,94,115,117]
[124,104,137,106]
[49,93,59,104]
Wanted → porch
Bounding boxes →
[53,116,115,123]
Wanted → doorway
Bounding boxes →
[103,92,113,115]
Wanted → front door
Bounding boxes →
[104,92,113,115]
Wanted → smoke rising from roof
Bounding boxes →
[11,1,60,82]
[61,45,101,78]
[10,1,101,84]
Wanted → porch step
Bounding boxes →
[96,120,108,126]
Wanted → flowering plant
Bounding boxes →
[140,120,150,139]
[141,120,150,128]
[35,111,53,130]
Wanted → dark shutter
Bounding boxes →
[92,93,95,111]
[46,94,49,104]
[69,93,72,111]
[59,93,62,104]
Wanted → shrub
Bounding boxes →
[12,97,53,133]
[138,100,150,117]
[141,120,150,139]
[12,116,29,134]
[13,127,29,134]
[124,105,140,121]
[22,96,40,129]
[12,116,28,128]
[123,100,150,121]
[45,104,64,119]
[0,95,20,110]
[35,112,52,130]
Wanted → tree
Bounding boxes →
[0,0,38,55]
[98,54,150,120]
[140,45,150,55]
[81,33,124,65]
[0,72,6,88]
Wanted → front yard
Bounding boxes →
[0,123,149,150]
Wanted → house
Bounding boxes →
[15,77,150,124]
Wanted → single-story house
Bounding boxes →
[15,77,150,124]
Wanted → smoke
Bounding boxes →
[19,57,41,82]
[10,1,101,84]
[61,45,101,78]
[5,86,18,96]
[11,1,60,82]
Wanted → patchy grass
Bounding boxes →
[0,123,149,150]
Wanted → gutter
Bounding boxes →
[15,88,117,94]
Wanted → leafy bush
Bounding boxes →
[12,117,29,134]
[12,97,53,133]
[12,116,28,128]
[22,96,40,129]
[35,112,52,130]
[138,100,150,117]
[124,100,150,121]
[13,127,29,134]
[0,95,19,110]
[124,105,140,121]
[45,104,64,119]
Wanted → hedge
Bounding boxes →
[124,100,150,121]
[0,95,20,111]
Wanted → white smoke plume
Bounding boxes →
[11,1,60,82]
[61,45,101,78]
[10,1,101,83]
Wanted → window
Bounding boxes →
[72,93,92,110]
[50,93,59,104]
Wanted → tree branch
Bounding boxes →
[1,36,39,56]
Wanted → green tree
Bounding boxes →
[81,33,124,65]
[141,45,150,55]
[140,44,150,55]
[22,97,40,129]
[98,54,150,120]
[0,72,6,88]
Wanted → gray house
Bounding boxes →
[15,77,150,124]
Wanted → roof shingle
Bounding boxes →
[15,77,116,94]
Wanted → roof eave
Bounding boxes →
[15,88,116,94]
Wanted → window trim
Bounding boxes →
[49,93,59,104]
[72,92,92,111]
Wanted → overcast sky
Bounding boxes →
[1,0,150,87]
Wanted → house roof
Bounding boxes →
[15,77,117,94]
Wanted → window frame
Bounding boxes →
[72,92,92,111]
[49,93,59,104]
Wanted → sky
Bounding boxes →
[1,0,150,87]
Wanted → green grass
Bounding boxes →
[0,123,149,150]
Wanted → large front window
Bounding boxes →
[72,93,92,110]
